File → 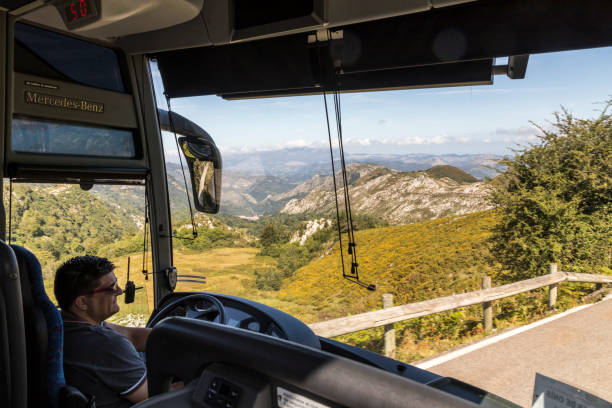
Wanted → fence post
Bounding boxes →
[382,294,396,358]
[482,276,493,334]
[548,263,558,311]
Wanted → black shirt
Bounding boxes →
[62,311,146,408]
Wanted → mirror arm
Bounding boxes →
[157,108,216,145]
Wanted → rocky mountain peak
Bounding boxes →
[279,163,492,225]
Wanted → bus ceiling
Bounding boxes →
[10,1,612,55]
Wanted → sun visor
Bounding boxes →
[7,23,147,184]
[220,59,493,100]
[12,73,137,128]
[155,0,612,99]
[157,34,318,98]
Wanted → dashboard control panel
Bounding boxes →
[205,377,241,408]
[192,364,271,408]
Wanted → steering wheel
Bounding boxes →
[147,294,227,328]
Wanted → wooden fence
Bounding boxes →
[308,264,612,356]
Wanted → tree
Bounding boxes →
[259,224,281,247]
[277,244,310,276]
[254,267,283,290]
[489,104,611,279]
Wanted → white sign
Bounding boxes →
[277,387,331,408]
[532,373,612,408]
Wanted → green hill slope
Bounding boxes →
[279,211,499,322]
[425,165,480,183]
[280,210,598,362]
[4,184,139,276]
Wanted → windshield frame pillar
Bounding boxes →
[130,54,173,305]
[0,10,6,241]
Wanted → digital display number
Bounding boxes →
[65,0,89,22]
[59,0,99,29]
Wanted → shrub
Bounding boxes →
[254,267,284,290]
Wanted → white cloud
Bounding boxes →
[494,125,538,136]
[374,135,452,145]
[219,133,479,153]
[284,139,312,148]
[219,138,329,154]
[484,125,541,144]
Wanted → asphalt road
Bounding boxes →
[422,297,612,407]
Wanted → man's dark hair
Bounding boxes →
[54,256,115,310]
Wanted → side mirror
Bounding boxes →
[157,109,222,213]
[178,136,222,213]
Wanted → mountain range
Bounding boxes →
[223,148,501,180]
[219,149,500,218]
[276,163,493,225]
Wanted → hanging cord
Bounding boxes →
[164,95,198,241]
[322,89,375,291]
[142,184,150,280]
[333,91,358,265]
[332,91,372,290]
[8,179,13,244]
[323,92,346,278]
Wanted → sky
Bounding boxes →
[152,46,612,159]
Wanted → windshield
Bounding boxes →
[151,47,611,403]
[4,43,609,406]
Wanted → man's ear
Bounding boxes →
[73,295,88,312]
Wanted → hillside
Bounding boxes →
[279,211,500,322]
[425,165,480,183]
[3,182,252,276]
[4,184,139,276]
[89,162,197,223]
[279,163,493,224]
[220,171,298,216]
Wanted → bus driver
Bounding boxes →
[54,256,151,407]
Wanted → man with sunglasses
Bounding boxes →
[54,256,151,407]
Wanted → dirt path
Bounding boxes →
[419,297,612,407]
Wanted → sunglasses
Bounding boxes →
[87,280,123,296]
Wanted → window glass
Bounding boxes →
[2,182,152,326]
[12,116,136,158]
[14,23,125,93]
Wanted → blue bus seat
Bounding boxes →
[11,245,66,408]
[11,245,94,408]
[0,240,28,408]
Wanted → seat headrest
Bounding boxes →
[11,245,47,304]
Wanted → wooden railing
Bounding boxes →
[308,264,612,356]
